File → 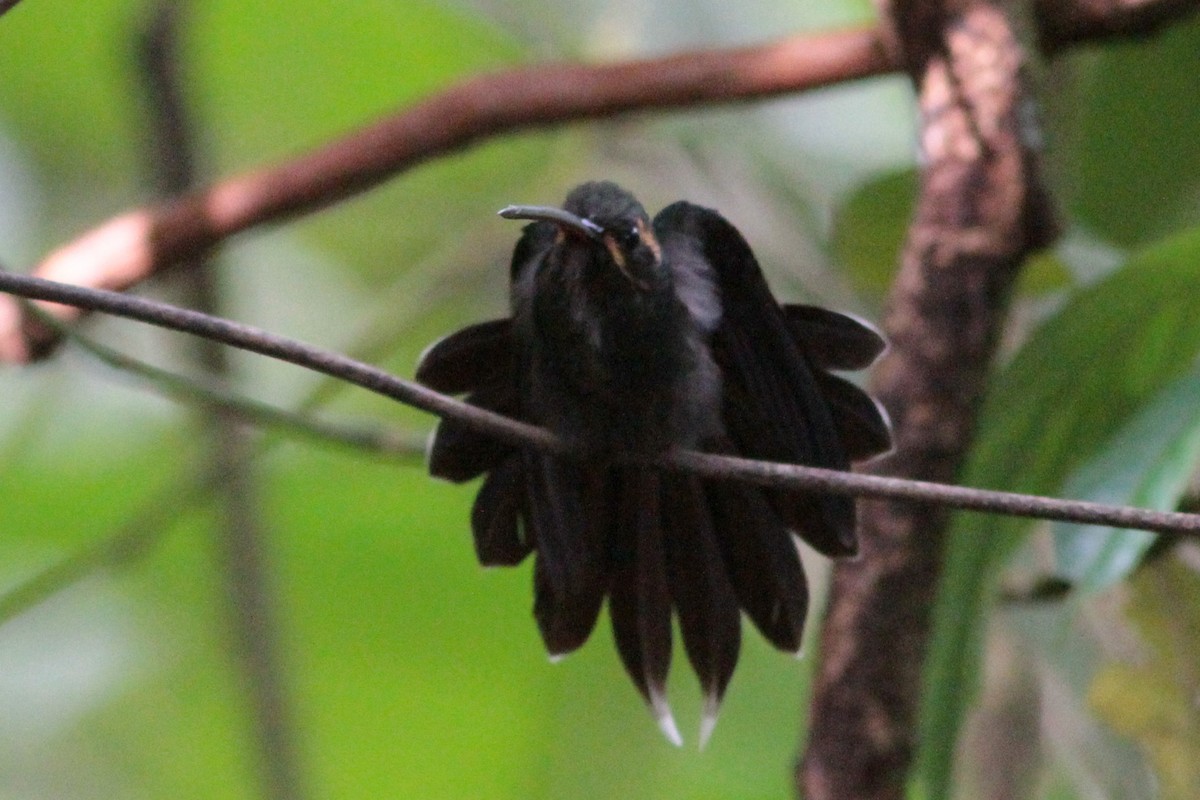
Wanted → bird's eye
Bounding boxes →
[616,225,641,250]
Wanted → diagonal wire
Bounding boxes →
[3,269,1200,538]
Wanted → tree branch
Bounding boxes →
[801,0,1200,797]
[137,8,307,800]
[30,302,426,458]
[2,270,1199,539]
[1035,0,1200,54]
[0,243,475,630]
[0,24,894,363]
[801,3,1058,799]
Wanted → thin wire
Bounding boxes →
[3,269,1199,537]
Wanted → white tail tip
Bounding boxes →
[698,692,722,750]
[649,688,683,747]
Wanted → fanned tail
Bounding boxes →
[524,452,609,657]
[707,481,809,655]
[661,475,741,746]
[470,456,532,566]
[609,468,681,745]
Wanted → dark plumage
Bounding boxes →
[416,181,890,745]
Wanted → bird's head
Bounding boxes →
[499,181,662,291]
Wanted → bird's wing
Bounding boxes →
[425,379,517,482]
[414,317,521,482]
[813,372,893,462]
[780,304,886,371]
[653,201,859,557]
[414,318,513,394]
[780,304,891,462]
[416,218,561,479]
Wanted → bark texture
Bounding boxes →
[799,4,1057,798]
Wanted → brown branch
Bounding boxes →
[802,0,1200,796]
[800,3,1058,799]
[0,0,24,19]
[0,24,895,363]
[1035,0,1200,54]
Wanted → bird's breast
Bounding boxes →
[526,277,721,453]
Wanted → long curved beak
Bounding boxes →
[498,205,604,241]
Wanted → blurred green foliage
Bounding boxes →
[1089,558,1200,800]
[1,2,1200,800]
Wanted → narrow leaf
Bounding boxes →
[1053,371,1200,591]
[916,226,1200,800]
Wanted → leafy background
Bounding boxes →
[1,1,1199,798]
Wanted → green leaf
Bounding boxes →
[1058,16,1200,246]
[0,0,146,185]
[916,225,1200,800]
[1018,250,1074,297]
[831,168,913,295]
[1053,370,1200,591]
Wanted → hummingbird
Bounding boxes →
[416,181,890,745]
